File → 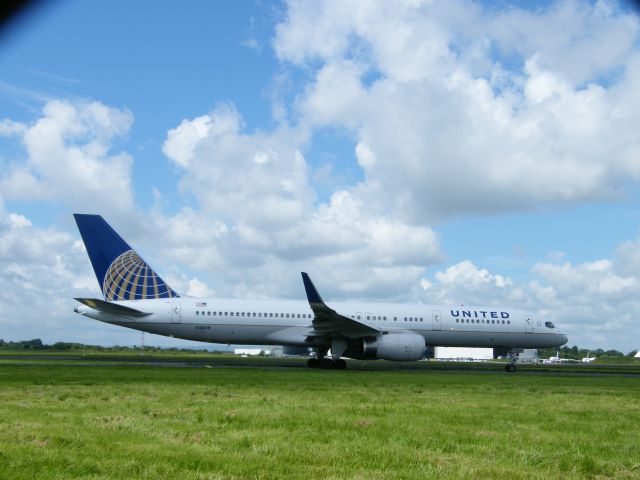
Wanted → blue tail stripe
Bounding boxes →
[74,214,180,300]
[74,214,130,289]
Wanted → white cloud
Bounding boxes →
[487,0,639,85]
[0,99,136,218]
[163,113,215,168]
[154,104,444,300]
[274,0,640,221]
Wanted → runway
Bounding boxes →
[1,352,638,377]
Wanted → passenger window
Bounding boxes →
[196,311,199,316]
[507,320,511,325]
[394,317,397,321]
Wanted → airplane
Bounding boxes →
[72,214,568,371]
[542,351,581,364]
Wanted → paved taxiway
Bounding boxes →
[1,353,638,377]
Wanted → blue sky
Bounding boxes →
[1,0,639,352]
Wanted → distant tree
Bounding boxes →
[627,350,638,357]
[22,339,44,349]
[604,349,624,357]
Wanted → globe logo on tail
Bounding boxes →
[102,250,179,301]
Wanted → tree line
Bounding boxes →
[0,338,221,353]
[537,345,638,359]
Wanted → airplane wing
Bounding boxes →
[301,272,380,339]
[75,298,151,318]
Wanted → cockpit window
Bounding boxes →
[545,321,555,329]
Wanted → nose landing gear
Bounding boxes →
[505,352,518,372]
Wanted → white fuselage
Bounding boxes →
[75,297,567,349]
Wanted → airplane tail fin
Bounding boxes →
[73,214,180,301]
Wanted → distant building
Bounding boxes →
[519,349,538,362]
[434,347,493,360]
[234,348,269,356]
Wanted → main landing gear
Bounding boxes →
[306,344,348,370]
[306,357,347,370]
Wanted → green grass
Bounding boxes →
[0,361,639,479]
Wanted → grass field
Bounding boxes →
[1,359,639,479]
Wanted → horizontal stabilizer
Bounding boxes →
[75,298,151,317]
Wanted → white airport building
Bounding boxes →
[234,348,270,356]
[433,347,538,362]
[434,347,493,360]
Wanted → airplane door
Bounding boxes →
[525,315,533,333]
[171,301,181,324]
[432,311,442,330]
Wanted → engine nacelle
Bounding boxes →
[344,332,426,361]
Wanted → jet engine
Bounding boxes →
[343,332,426,361]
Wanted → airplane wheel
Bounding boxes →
[505,364,516,373]
[320,358,334,369]
[334,359,347,370]
[307,358,320,368]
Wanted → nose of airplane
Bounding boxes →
[558,334,568,346]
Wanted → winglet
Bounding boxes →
[301,272,326,307]
[301,273,380,338]
[301,272,324,305]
